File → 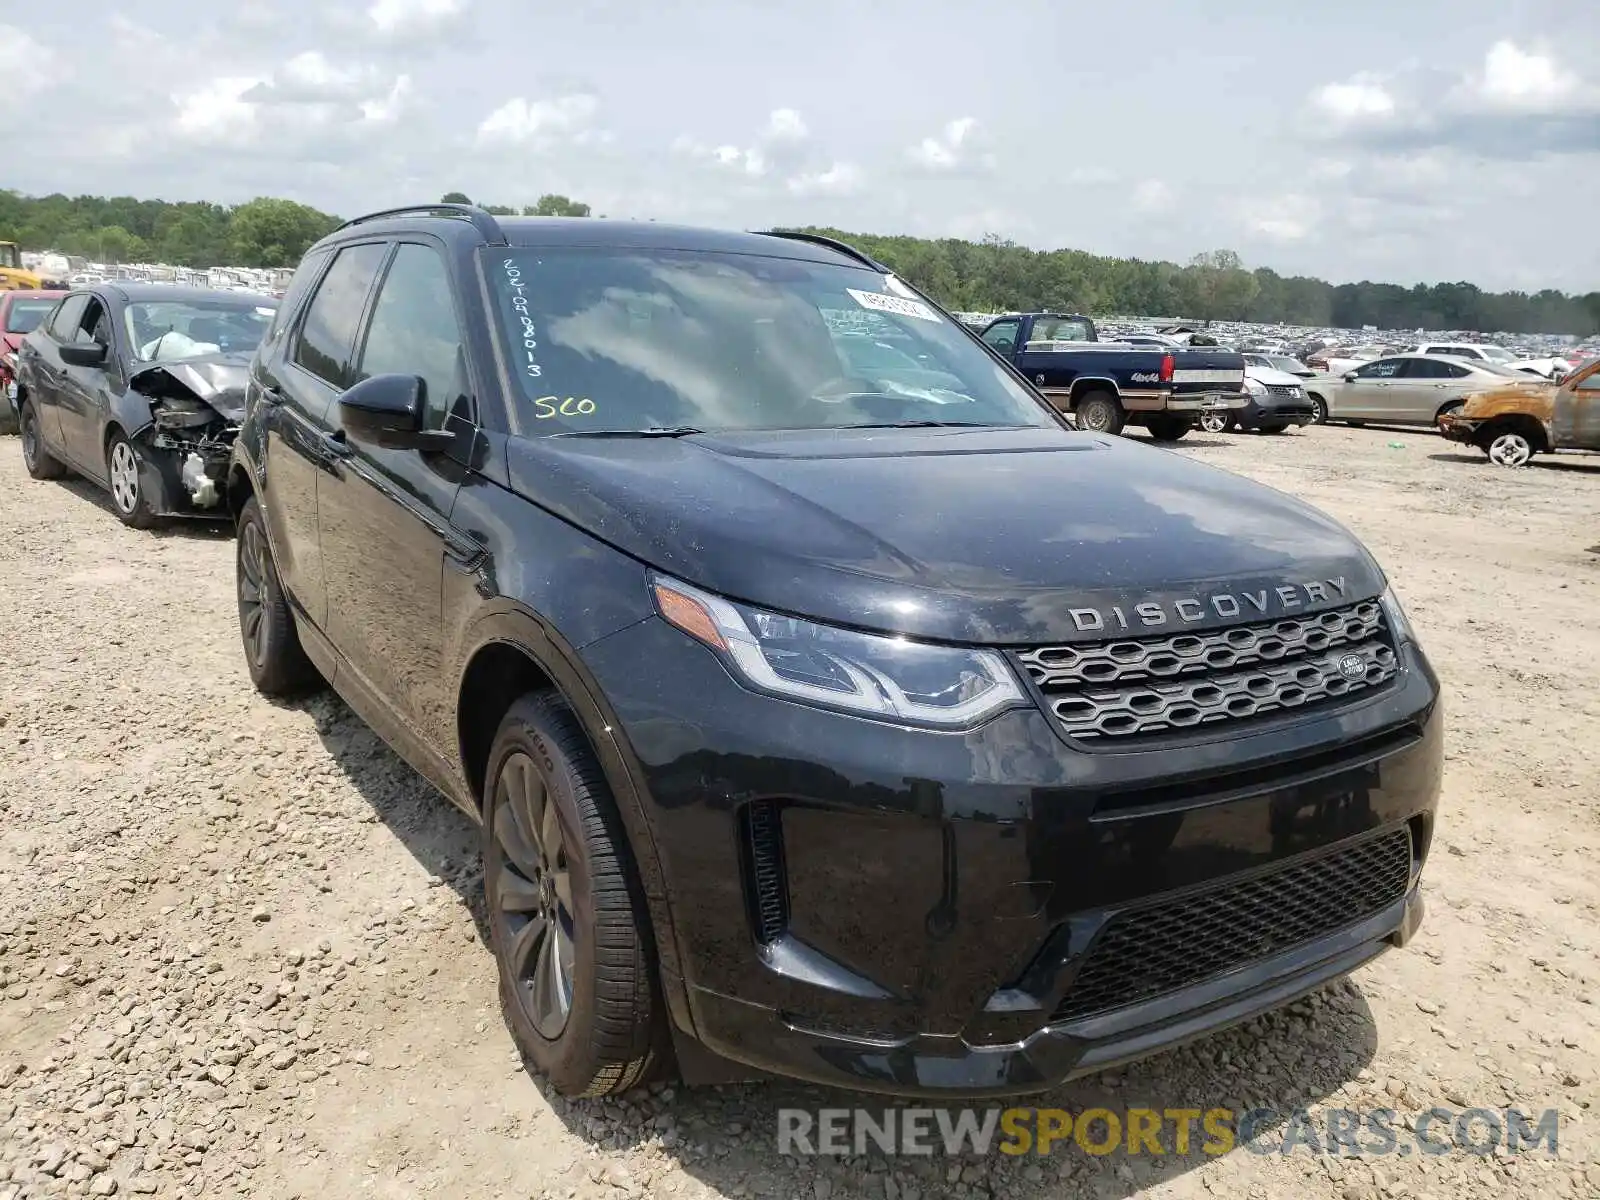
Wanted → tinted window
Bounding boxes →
[47,295,88,340]
[356,244,466,426]
[1403,358,1453,379]
[486,248,1052,434]
[269,249,332,341]
[292,243,388,387]
[4,298,58,334]
[1353,358,1404,379]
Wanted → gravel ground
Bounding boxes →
[1,424,1597,1200]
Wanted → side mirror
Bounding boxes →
[338,373,454,451]
[60,342,108,368]
[1342,371,1359,382]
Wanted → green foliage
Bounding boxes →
[791,227,1599,337]
[228,198,340,268]
[439,191,472,204]
[524,194,592,217]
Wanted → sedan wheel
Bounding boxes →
[19,403,65,480]
[1486,431,1534,468]
[106,433,156,528]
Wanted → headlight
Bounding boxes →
[1379,586,1417,646]
[1243,378,1266,396]
[651,575,1026,728]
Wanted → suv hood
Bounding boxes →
[1245,364,1304,388]
[505,426,1385,645]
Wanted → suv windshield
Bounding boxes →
[485,248,1054,433]
[125,299,276,364]
[4,298,57,334]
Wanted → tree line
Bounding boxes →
[2,189,1593,335]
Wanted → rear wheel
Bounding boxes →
[1145,416,1193,442]
[19,401,65,480]
[484,694,668,1097]
[1074,391,1125,436]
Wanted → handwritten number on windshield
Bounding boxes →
[534,396,597,419]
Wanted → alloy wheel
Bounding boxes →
[490,751,576,1040]
[237,519,270,667]
[1309,396,1327,424]
[1487,432,1533,468]
[1200,410,1229,433]
[109,440,140,513]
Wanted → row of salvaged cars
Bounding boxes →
[1,285,1597,531]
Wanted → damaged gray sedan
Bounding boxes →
[13,284,276,527]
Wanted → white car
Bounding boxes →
[1413,342,1568,381]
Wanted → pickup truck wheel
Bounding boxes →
[236,496,320,695]
[484,693,668,1097]
[1075,392,1124,436]
[19,401,66,480]
[1145,416,1192,442]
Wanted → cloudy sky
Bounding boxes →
[4,0,1597,292]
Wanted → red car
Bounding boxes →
[2,289,65,428]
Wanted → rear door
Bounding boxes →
[1391,357,1469,424]
[259,242,387,633]
[318,239,476,762]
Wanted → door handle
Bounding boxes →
[260,384,284,407]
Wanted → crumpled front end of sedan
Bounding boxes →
[127,355,250,515]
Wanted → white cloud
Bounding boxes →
[906,117,995,174]
[764,108,808,141]
[367,0,467,35]
[1241,193,1320,242]
[360,75,413,123]
[1067,166,1119,186]
[1313,73,1395,121]
[786,162,862,196]
[476,93,606,148]
[173,76,265,142]
[0,23,54,77]
[1131,180,1173,212]
[1473,41,1582,109]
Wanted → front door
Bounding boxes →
[1552,363,1600,450]
[1338,357,1406,420]
[57,297,116,470]
[318,240,477,763]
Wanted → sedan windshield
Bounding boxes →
[5,298,57,334]
[124,299,276,364]
[485,247,1055,434]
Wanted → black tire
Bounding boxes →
[483,693,667,1097]
[105,430,158,529]
[1145,416,1193,442]
[1074,391,1125,436]
[236,496,319,695]
[1435,400,1464,430]
[19,401,65,480]
[1307,394,1328,424]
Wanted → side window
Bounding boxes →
[1402,358,1447,379]
[1575,369,1600,392]
[291,242,389,387]
[982,320,1021,356]
[354,243,467,427]
[1354,358,1404,379]
[73,298,109,346]
[1444,362,1471,378]
[268,249,332,342]
[47,295,89,340]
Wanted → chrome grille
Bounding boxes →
[1017,600,1398,742]
[1265,384,1305,398]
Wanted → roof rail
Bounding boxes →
[335,203,508,245]
[758,229,889,272]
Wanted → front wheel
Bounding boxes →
[1074,391,1125,436]
[19,401,65,480]
[1145,416,1193,442]
[1484,430,1535,467]
[484,694,668,1097]
[1199,410,1230,434]
[106,431,158,528]
[1307,394,1328,424]
[236,496,320,695]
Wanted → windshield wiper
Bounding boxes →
[553,426,706,438]
[833,420,1011,429]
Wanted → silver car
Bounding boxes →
[1304,353,1537,428]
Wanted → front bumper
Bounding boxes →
[1436,413,1481,444]
[1236,396,1316,429]
[582,616,1444,1097]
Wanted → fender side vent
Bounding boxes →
[743,801,790,945]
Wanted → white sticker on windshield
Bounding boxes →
[846,288,938,323]
[254,306,275,316]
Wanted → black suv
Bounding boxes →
[228,205,1442,1099]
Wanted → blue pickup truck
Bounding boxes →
[975,312,1247,440]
